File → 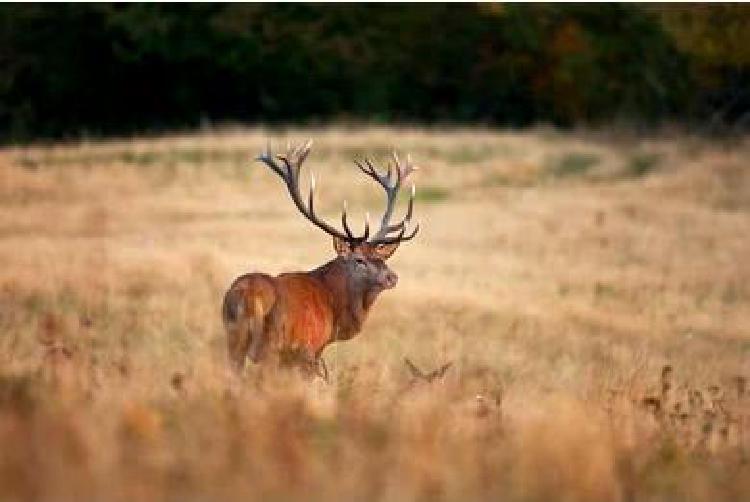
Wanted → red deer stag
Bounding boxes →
[222,140,419,375]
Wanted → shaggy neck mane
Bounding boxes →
[312,258,380,341]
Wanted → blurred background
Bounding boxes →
[2,3,750,142]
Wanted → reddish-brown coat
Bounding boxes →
[222,243,398,373]
[272,273,334,356]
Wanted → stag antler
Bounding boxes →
[257,140,370,245]
[355,152,419,246]
[257,140,419,247]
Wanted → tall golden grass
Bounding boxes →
[1,126,749,501]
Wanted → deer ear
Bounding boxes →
[373,242,400,261]
[333,236,352,256]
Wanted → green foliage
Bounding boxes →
[550,152,600,177]
[414,186,451,203]
[0,4,747,142]
[626,153,662,177]
[656,5,750,128]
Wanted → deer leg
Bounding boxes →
[315,357,330,384]
[282,349,323,381]
[246,318,266,364]
[226,320,251,373]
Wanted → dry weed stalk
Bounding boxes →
[628,364,749,456]
[404,357,453,384]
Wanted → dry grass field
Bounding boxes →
[1,126,749,501]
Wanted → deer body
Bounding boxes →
[223,252,395,371]
[223,141,417,373]
[223,272,333,368]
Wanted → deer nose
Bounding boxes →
[383,270,398,289]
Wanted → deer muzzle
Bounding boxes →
[380,270,398,289]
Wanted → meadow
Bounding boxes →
[1,126,749,501]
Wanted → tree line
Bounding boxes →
[1,4,748,142]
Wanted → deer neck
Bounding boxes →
[312,259,379,341]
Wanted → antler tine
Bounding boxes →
[397,151,418,178]
[369,159,390,186]
[363,212,371,240]
[372,221,420,246]
[307,171,316,214]
[257,145,286,178]
[405,184,415,220]
[403,153,418,176]
[281,139,310,180]
[392,152,403,188]
[275,139,313,181]
[356,159,389,188]
[278,155,296,181]
[341,200,355,240]
[295,139,313,166]
[340,200,370,241]
[386,164,393,185]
